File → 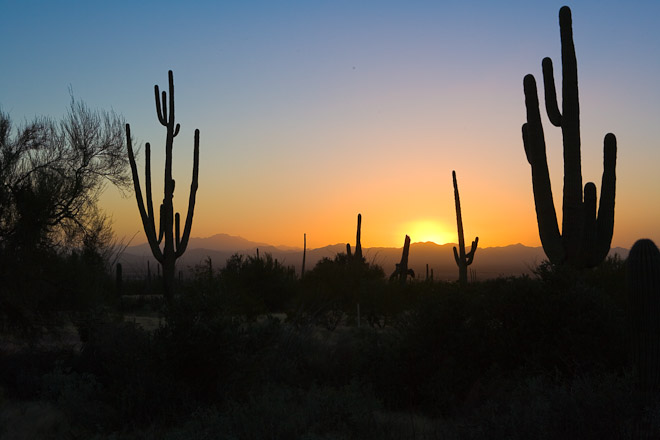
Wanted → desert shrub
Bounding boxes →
[73,319,187,429]
[0,347,75,400]
[41,365,110,436]
[458,371,660,440]
[387,267,627,416]
[294,253,386,329]
[219,253,298,318]
[135,381,380,440]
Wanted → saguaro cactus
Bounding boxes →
[346,213,364,262]
[390,235,414,284]
[126,70,200,300]
[355,213,363,260]
[452,170,478,287]
[627,239,660,392]
[522,6,617,268]
[301,233,307,277]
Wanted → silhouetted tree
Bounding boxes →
[126,70,200,301]
[0,100,129,336]
[522,6,617,268]
[0,99,129,252]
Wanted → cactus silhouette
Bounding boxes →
[355,213,363,260]
[627,239,660,392]
[522,6,617,268]
[126,70,200,300]
[452,170,478,287]
[346,213,364,262]
[390,235,414,284]
[301,233,307,277]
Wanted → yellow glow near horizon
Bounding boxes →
[403,219,454,245]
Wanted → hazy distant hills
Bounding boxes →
[119,233,629,281]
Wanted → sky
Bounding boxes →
[2,0,660,250]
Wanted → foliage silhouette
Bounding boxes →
[220,252,297,318]
[522,6,617,268]
[0,101,128,338]
[298,251,385,330]
[126,70,200,301]
[0,100,129,251]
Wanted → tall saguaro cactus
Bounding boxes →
[522,6,617,268]
[126,70,200,300]
[452,170,478,287]
[346,213,364,262]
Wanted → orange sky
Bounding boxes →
[3,1,660,250]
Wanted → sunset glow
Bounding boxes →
[403,220,454,246]
[2,1,660,250]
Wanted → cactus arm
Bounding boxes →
[155,87,167,126]
[158,204,165,244]
[466,237,479,265]
[125,124,163,262]
[522,75,564,264]
[144,142,156,234]
[175,129,199,258]
[541,58,562,127]
[592,133,617,265]
[453,246,460,266]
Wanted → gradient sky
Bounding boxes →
[2,0,659,249]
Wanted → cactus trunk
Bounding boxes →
[355,213,362,260]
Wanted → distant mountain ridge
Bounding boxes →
[119,234,629,281]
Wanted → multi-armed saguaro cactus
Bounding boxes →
[522,6,617,268]
[627,239,660,392]
[452,170,478,287]
[390,235,414,284]
[126,70,200,300]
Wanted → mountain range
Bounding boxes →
[118,233,629,281]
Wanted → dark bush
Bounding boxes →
[220,253,298,318]
[294,253,386,329]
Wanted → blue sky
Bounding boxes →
[2,1,659,248]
